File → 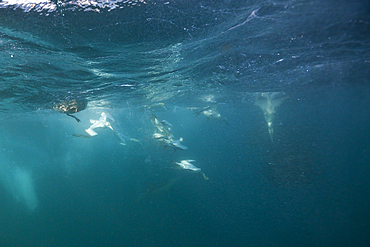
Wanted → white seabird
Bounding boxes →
[167,139,188,151]
[175,160,200,171]
[85,112,114,136]
[254,92,288,142]
[175,160,209,180]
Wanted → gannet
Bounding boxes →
[160,120,173,127]
[254,92,288,142]
[175,160,200,171]
[85,112,114,136]
[191,106,228,124]
[175,160,209,180]
[165,138,188,151]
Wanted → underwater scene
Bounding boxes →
[0,0,370,246]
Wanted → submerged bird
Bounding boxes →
[52,98,87,122]
[165,138,188,151]
[254,92,288,142]
[174,160,209,180]
[175,160,200,171]
[85,112,114,136]
[148,110,170,135]
[152,132,174,143]
[147,109,185,151]
[160,120,173,127]
[113,130,142,146]
[190,106,228,124]
[113,131,128,145]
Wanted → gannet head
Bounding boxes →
[105,122,113,130]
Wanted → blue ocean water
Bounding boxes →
[0,0,370,246]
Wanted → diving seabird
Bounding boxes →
[85,112,114,136]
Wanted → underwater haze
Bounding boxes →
[1,0,370,246]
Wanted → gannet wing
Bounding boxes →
[89,121,104,129]
[85,128,98,136]
[105,112,115,121]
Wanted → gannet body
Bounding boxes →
[175,160,200,171]
[175,160,209,180]
[254,92,288,142]
[167,139,188,151]
[160,120,173,127]
[85,112,114,136]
